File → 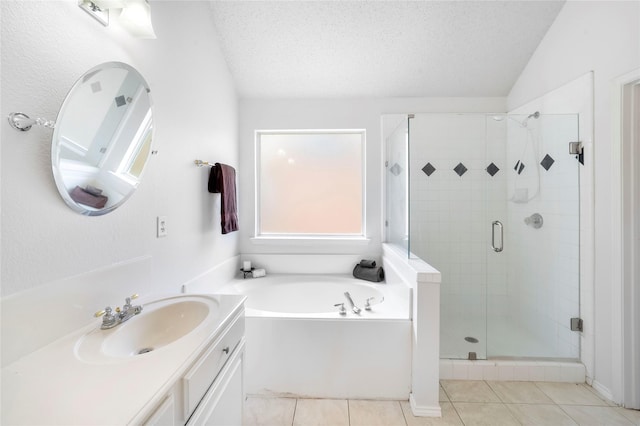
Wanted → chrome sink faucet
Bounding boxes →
[94,294,143,330]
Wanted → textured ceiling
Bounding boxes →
[207,1,565,99]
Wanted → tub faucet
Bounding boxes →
[94,294,143,330]
[343,292,361,315]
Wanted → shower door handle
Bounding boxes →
[491,221,503,252]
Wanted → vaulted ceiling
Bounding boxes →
[207,1,565,99]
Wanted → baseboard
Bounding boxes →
[440,359,585,382]
[591,380,614,402]
[409,393,442,417]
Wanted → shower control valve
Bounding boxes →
[524,213,543,229]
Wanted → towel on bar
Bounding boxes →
[359,259,376,268]
[70,186,108,209]
[208,163,239,234]
[353,264,385,283]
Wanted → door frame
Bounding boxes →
[612,68,640,409]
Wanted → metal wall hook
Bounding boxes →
[7,112,55,132]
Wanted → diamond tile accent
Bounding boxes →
[453,162,468,177]
[486,163,500,177]
[514,160,525,175]
[422,162,436,176]
[540,154,555,171]
[389,163,403,176]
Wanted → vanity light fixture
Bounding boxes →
[78,0,156,39]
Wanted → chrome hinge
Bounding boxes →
[385,160,389,167]
[408,114,415,119]
[569,141,584,165]
[384,220,389,227]
[570,317,583,332]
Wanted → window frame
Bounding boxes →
[254,129,367,241]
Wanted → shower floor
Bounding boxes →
[441,314,572,360]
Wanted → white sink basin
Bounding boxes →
[75,295,219,363]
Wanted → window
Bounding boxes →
[256,130,365,238]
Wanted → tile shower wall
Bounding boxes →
[503,115,580,359]
[409,114,507,359]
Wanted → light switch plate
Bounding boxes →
[157,216,167,238]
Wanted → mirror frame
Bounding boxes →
[51,62,154,216]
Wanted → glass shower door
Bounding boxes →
[486,113,581,359]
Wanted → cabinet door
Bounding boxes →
[143,394,175,426]
[187,352,243,426]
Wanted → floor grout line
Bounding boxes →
[291,398,298,426]
[397,400,408,426]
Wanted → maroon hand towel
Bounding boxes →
[208,163,239,234]
[70,186,108,209]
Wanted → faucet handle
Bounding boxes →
[94,306,112,317]
[365,297,375,310]
[95,306,117,329]
[125,293,138,304]
[364,296,384,310]
[333,303,347,315]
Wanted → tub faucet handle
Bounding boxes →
[364,296,384,311]
[333,303,347,315]
[365,297,375,311]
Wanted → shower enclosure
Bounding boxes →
[384,113,580,360]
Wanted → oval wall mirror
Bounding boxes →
[51,62,154,216]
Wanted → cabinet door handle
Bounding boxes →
[222,346,230,355]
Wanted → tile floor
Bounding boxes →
[243,381,640,426]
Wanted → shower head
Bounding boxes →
[521,111,540,128]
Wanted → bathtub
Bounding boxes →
[218,274,412,399]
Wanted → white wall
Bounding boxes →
[239,98,505,258]
[1,3,239,299]
[508,1,640,402]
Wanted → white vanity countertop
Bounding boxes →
[1,293,245,425]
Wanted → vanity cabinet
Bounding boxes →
[143,311,245,426]
[1,294,246,426]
